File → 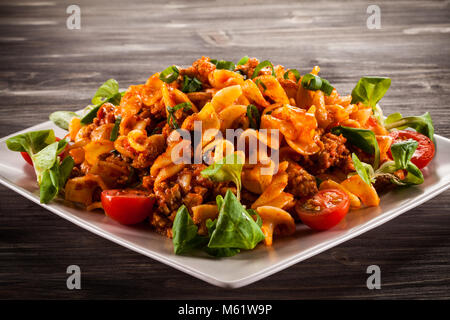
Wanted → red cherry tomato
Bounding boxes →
[388,130,435,169]
[20,137,67,167]
[101,190,155,225]
[296,189,350,231]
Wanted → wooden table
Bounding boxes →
[0,0,449,299]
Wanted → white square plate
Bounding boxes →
[1,121,449,288]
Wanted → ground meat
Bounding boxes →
[94,103,116,126]
[180,56,216,85]
[373,174,397,194]
[303,133,354,174]
[150,164,217,233]
[285,161,318,198]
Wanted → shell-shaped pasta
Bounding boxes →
[127,129,148,152]
[203,138,235,164]
[65,174,107,206]
[83,140,114,166]
[210,85,243,112]
[192,204,219,224]
[376,135,394,163]
[256,206,296,246]
[90,123,115,142]
[251,170,288,209]
[218,104,247,130]
[119,85,143,116]
[253,75,290,105]
[90,160,129,188]
[242,163,274,194]
[241,79,270,108]
[261,105,320,155]
[341,175,380,207]
[197,102,221,146]
[208,69,244,89]
[155,163,185,185]
[69,117,82,142]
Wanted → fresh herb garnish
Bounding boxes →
[207,190,265,251]
[181,75,202,93]
[167,102,192,129]
[301,73,334,96]
[331,126,381,169]
[255,78,267,91]
[110,116,122,141]
[246,104,260,129]
[7,130,74,204]
[236,56,249,65]
[385,112,435,144]
[49,111,79,130]
[351,77,391,125]
[172,205,208,255]
[283,69,301,82]
[201,153,244,200]
[251,60,276,79]
[376,139,424,185]
[351,153,374,185]
[81,79,123,125]
[159,65,179,83]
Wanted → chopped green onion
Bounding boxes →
[215,60,235,71]
[181,75,202,93]
[110,116,122,141]
[246,104,260,129]
[283,69,301,82]
[255,79,267,91]
[159,65,179,83]
[167,102,192,129]
[301,73,334,96]
[251,60,276,79]
[237,56,249,65]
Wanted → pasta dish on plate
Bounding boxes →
[6,56,436,257]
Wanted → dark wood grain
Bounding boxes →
[0,0,449,299]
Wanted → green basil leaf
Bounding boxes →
[110,116,122,141]
[172,205,208,255]
[201,153,244,200]
[384,112,404,127]
[301,73,334,96]
[31,141,63,183]
[49,111,79,130]
[385,112,435,143]
[81,92,122,125]
[246,104,260,129]
[251,60,276,79]
[59,156,74,188]
[39,166,59,204]
[208,190,265,250]
[91,79,120,105]
[351,77,391,109]
[331,126,380,168]
[181,75,202,93]
[404,162,424,185]
[351,153,372,185]
[159,65,179,83]
[6,130,55,154]
[204,219,240,257]
[390,139,418,170]
[246,208,263,228]
[236,56,249,65]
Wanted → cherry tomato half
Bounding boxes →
[296,189,350,231]
[20,137,66,167]
[388,130,435,169]
[101,190,155,225]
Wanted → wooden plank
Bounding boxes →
[0,0,449,299]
